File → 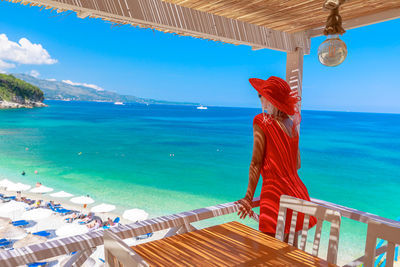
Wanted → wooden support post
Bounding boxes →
[286,47,304,130]
[286,47,304,102]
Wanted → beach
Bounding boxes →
[0,183,170,267]
[0,101,399,265]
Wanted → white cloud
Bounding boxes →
[29,70,40,78]
[62,80,104,91]
[46,78,57,82]
[0,33,57,71]
[0,59,15,69]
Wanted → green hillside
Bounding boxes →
[14,73,198,106]
[0,73,44,103]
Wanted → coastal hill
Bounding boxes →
[14,73,198,106]
[0,74,47,109]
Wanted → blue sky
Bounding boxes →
[0,1,399,112]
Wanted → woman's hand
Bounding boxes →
[235,197,254,219]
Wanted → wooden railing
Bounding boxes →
[0,196,398,266]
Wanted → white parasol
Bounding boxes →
[122,209,148,222]
[21,208,52,221]
[30,185,54,194]
[70,196,94,205]
[50,191,74,198]
[56,224,89,237]
[0,179,15,188]
[0,201,28,213]
[0,201,29,219]
[6,182,31,192]
[90,203,116,213]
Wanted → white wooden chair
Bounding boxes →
[275,195,341,264]
[363,221,400,267]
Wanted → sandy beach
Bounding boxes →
[0,181,169,267]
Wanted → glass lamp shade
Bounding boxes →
[318,35,347,67]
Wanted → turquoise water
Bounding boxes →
[0,101,399,261]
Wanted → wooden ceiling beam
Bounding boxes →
[7,0,311,54]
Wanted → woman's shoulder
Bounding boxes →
[253,113,273,129]
[253,113,273,126]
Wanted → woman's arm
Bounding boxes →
[236,124,266,219]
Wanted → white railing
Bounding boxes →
[0,196,398,266]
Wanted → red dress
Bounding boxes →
[253,113,316,234]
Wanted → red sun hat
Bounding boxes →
[249,76,300,116]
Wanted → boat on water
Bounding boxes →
[196,105,208,110]
[114,102,124,105]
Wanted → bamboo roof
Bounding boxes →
[163,0,400,33]
[5,0,400,53]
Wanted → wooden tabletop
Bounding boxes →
[132,221,338,266]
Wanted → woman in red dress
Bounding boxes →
[236,76,316,238]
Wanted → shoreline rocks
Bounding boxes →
[0,100,48,109]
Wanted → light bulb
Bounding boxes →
[318,34,347,67]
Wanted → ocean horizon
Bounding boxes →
[1,100,399,263]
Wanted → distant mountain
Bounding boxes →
[13,74,198,106]
[0,73,46,109]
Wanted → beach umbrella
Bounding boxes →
[0,225,27,239]
[30,185,54,194]
[0,201,29,219]
[6,182,31,192]
[13,233,47,248]
[70,196,94,205]
[56,224,89,237]
[0,179,15,188]
[50,191,74,198]
[21,208,52,221]
[0,201,28,213]
[122,209,148,222]
[90,203,116,213]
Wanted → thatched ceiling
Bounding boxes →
[162,0,400,33]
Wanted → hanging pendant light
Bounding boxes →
[318,1,347,67]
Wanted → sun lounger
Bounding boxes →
[12,220,27,224]
[33,231,50,237]
[12,220,29,227]
[27,262,48,267]
[1,195,16,202]
[135,232,153,240]
[0,239,7,243]
[55,208,72,215]
[114,217,120,224]
[0,240,11,248]
[78,218,93,225]
[49,205,72,215]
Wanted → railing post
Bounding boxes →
[62,247,96,267]
[104,229,149,267]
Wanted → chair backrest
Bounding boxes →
[275,195,341,264]
[114,217,120,223]
[104,229,149,267]
[364,221,400,267]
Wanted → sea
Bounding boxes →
[0,100,399,263]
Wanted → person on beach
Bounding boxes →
[235,76,316,239]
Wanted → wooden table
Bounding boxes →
[132,221,338,266]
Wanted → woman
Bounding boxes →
[236,76,316,238]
